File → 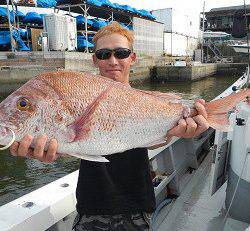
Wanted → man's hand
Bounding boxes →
[9,135,59,163]
[167,99,209,139]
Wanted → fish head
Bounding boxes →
[0,73,69,145]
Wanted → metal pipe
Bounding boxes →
[6,0,15,52]
[243,0,250,87]
[84,4,89,53]
[202,1,205,63]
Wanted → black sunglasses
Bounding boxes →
[95,48,132,60]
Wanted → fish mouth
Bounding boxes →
[0,125,16,150]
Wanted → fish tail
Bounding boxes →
[206,89,250,131]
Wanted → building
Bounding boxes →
[203,4,250,36]
[152,8,200,57]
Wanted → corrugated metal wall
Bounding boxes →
[133,17,164,57]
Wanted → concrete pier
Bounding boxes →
[152,64,216,82]
[0,52,248,86]
[0,51,156,83]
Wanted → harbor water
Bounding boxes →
[0,74,239,207]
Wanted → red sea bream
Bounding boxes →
[0,71,249,162]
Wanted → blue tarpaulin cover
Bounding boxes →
[77,35,94,49]
[112,3,123,10]
[12,30,30,51]
[76,15,94,26]
[100,0,115,8]
[0,31,11,46]
[0,7,14,23]
[0,30,30,51]
[18,28,27,38]
[10,9,25,18]
[120,5,135,13]
[23,12,43,24]
[87,34,93,42]
[92,19,108,29]
[138,9,156,20]
[87,0,102,7]
[37,0,57,8]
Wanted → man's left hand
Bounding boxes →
[167,99,209,139]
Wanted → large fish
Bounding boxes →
[0,71,249,162]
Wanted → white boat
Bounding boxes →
[0,70,249,231]
[203,31,231,39]
[232,43,250,53]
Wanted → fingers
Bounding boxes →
[33,135,48,161]
[9,141,19,156]
[194,100,207,119]
[185,118,197,138]
[9,134,58,163]
[19,134,33,157]
[167,115,209,139]
[192,115,209,136]
[44,138,58,163]
[167,119,187,138]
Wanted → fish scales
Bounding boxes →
[0,71,249,162]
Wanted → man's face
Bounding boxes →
[93,33,136,84]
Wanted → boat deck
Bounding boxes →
[156,153,249,231]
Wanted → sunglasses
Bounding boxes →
[95,48,132,60]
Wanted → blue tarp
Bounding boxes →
[0,30,30,51]
[138,9,156,20]
[23,12,43,24]
[87,34,93,42]
[120,5,135,13]
[12,30,30,51]
[87,0,102,7]
[0,31,11,46]
[92,19,108,29]
[18,28,27,38]
[10,9,25,18]
[0,7,14,23]
[37,0,57,8]
[77,36,94,49]
[112,3,124,10]
[100,0,115,8]
[76,15,94,26]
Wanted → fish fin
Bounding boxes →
[68,86,111,142]
[138,89,182,100]
[146,136,172,149]
[206,89,250,131]
[69,152,109,162]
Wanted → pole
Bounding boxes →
[6,0,15,52]
[201,1,205,63]
[243,0,250,87]
[84,4,89,54]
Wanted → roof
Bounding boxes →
[209,4,250,13]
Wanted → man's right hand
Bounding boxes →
[9,135,58,163]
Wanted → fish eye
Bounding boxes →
[17,98,32,111]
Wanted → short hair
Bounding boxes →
[92,21,134,51]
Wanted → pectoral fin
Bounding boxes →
[67,86,111,142]
[67,152,109,162]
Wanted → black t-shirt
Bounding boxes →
[76,148,156,215]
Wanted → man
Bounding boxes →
[10,22,209,230]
